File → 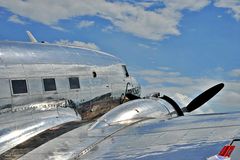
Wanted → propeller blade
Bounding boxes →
[160,95,184,116]
[182,83,224,112]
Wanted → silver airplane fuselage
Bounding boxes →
[0,41,140,154]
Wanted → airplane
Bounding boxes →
[0,33,239,159]
[0,32,141,156]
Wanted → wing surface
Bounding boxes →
[20,111,240,160]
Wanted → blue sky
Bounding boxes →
[0,0,240,113]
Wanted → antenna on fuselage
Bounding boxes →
[26,30,38,43]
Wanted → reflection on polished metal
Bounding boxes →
[0,41,141,155]
[19,111,240,160]
[0,41,120,66]
[0,99,81,154]
[89,99,172,130]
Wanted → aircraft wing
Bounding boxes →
[19,111,240,160]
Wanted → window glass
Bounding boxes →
[43,78,56,91]
[11,80,28,94]
[69,77,80,89]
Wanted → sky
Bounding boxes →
[0,0,240,113]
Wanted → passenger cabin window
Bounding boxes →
[69,77,80,89]
[43,78,56,91]
[122,65,129,77]
[11,80,28,94]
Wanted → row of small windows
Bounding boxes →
[10,66,129,95]
[11,77,80,95]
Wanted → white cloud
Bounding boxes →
[8,15,25,24]
[1,1,239,40]
[161,0,210,11]
[138,2,154,8]
[50,26,66,31]
[137,43,158,51]
[138,43,152,49]
[230,69,240,77]
[174,92,191,107]
[214,0,240,21]
[214,67,224,72]
[77,20,95,28]
[55,39,100,50]
[138,69,181,77]
[144,76,194,85]
[102,25,115,32]
[0,0,210,40]
[158,66,172,71]
[137,68,240,113]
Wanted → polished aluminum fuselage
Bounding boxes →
[0,41,140,155]
[0,41,140,116]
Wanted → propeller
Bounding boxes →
[124,83,224,116]
[181,83,224,113]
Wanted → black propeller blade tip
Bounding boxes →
[185,83,224,112]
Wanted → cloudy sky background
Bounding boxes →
[0,0,240,113]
